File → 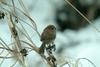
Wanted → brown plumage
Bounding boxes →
[39,25,56,54]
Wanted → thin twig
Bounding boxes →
[0,37,11,50]
[64,0,100,32]
[1,2,40,37]
[0,53,10,66]
[60,61,71,67]
[75,58,96,67]
[0,56,13,59]
[10,59,18,67]
[18,0,29,16]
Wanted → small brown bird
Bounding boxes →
[39,25,56,54]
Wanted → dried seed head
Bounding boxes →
[0,12,5,19]
[20,48,28,56]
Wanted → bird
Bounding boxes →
[39,25,56,54]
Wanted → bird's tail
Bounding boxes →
[39,42,45,54]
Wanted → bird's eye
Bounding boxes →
[50,26,55,30]
[51,27,54,30]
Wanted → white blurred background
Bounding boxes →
[0,0,100,67]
